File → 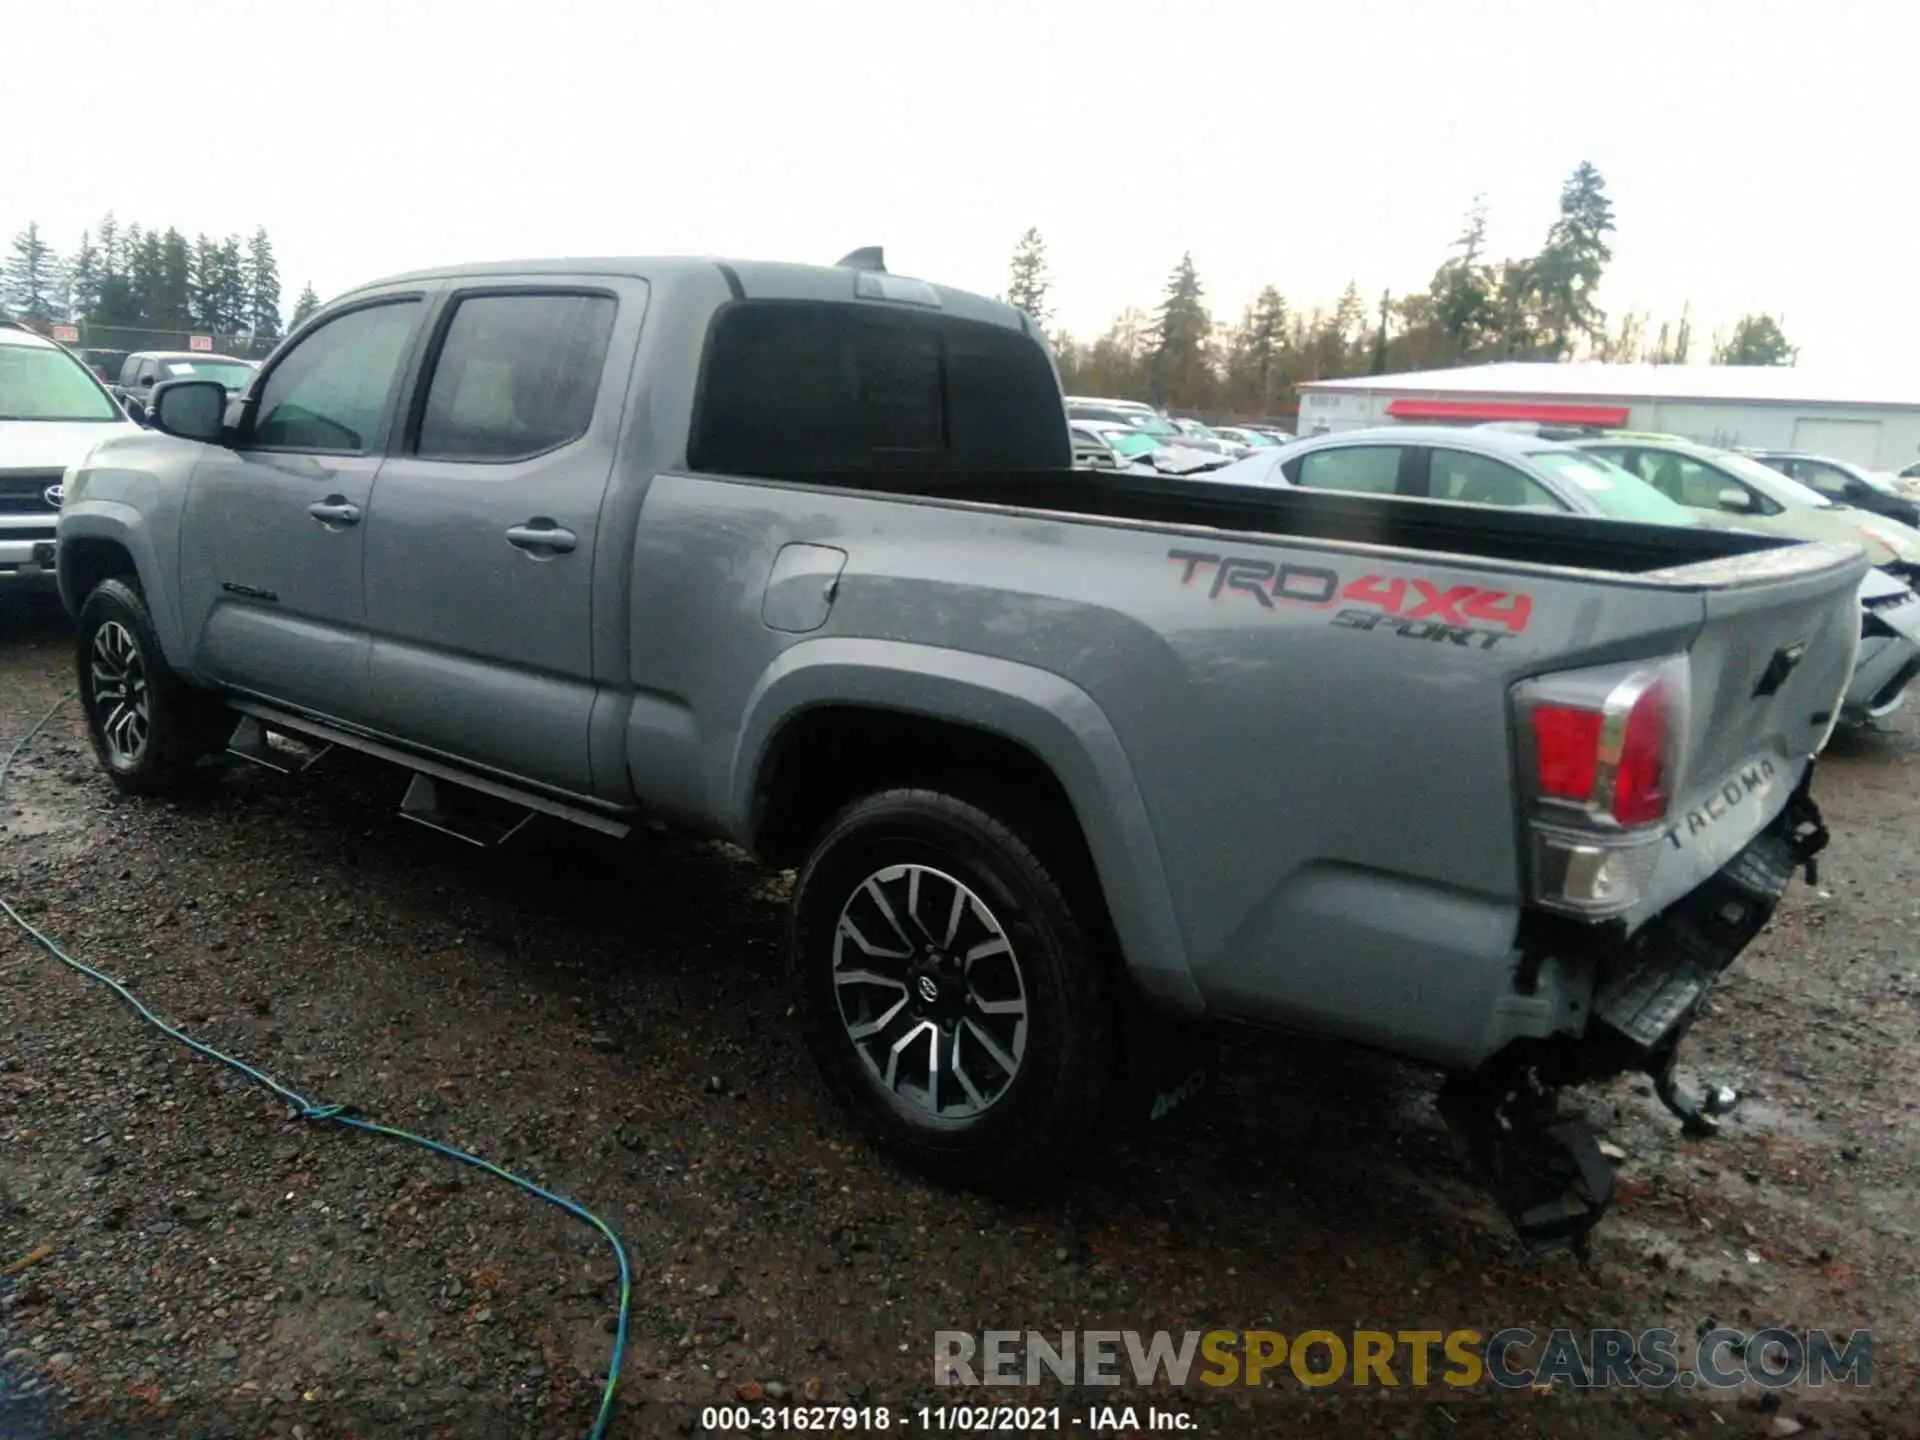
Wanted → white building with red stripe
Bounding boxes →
[1295,363,1920,472]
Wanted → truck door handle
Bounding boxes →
[506,521,578,556]
[307,498,361,527]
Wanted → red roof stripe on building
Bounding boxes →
[1385,398,1632,426]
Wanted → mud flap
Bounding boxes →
[1113,981,1218,1133]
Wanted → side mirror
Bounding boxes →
[149,379,228,442]
[1717,487,1753,513]
[138,373,157,388]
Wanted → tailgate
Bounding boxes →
[1634,541,1866,920]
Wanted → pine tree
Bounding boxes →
[1244,285,1287,412]
[1369,289,1392,375]
[290,282,321,328]
[190,234,221,329]
[1533,161,1617,358]
[245,227,282,338]
[1713,314,1796,366]
[156,228,194,333]
[213,237,248,334]
[1149,253,1210,407]
[1005,228,1050,324]
[66,230,100,323]
[1433,196,1497,363]
[96,213,121,275]
[126,227,160,328]
[3,223,65,322]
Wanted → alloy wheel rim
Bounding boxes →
[831,863,1029,1120]
[89,620,151,768]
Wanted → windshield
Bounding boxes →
[1709,449,1834,507]
[1531,451,1699,525]
[161,359,255,390]
[0,343,122,422]
[1104,430,1160,457]
[1129,415,1178,438]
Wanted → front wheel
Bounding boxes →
[789,787,1116,1191]
[75,577,228,795]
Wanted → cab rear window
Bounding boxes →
[689,302,1068,476]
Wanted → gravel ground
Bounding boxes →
[2,585,1917,1439]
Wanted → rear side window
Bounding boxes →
[1289,445,1404,495]
[416,292,618,462]
[690,302,1068,475]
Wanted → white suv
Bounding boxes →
[0,322,140,584]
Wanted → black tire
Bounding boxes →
[789,787,1115,1192]
[75,576,228,796]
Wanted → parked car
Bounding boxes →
[1074,419,1228,475]
[1743,450,1920,528]
[0,321,141,587]
[1851,568,1920,725]
[1571,434,1920,586]
[57,249,1864,1251]
[1166,418,1248,458]
[1069,423,1121,470]
[1210,427,1920,731]
[112,350,260,424]
[1210,426,1281,449]
[1205,424,1705,525]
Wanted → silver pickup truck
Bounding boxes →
[55,251,1866,1249]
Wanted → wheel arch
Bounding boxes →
[731,637,1200,1013]
[57,504,191,670]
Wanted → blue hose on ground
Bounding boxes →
[0,691,631,1438]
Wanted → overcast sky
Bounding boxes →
[6,0,1907,370]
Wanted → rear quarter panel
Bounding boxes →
[618,475,1721,1062]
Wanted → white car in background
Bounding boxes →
[1074,419,1230,476]
[1,322,142,586]
[1210,425,1920,731]
[1572,435,1920,583]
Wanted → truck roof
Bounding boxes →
[336,256,1034,334]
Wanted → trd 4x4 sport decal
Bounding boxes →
[1168,548,1534,651]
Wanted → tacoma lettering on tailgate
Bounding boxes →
[1664,758,1777,849]
[1168,548,1534,650]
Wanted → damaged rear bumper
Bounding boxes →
[1442,771,1830,1253]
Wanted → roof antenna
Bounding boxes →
[835,246,886,272]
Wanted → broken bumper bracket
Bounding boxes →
[1444,776,1828,1252]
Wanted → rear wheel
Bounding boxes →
[789,787,1115,1191]
[75,577,228,795]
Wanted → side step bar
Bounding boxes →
[228,715,333,774]
[399,774,533,848]
[223,704,633,846]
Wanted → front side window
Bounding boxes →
[1707,449,1831,509]
[1290,445,1404,495]
[1785,459,1855,498]
[1531,451,1697,524]
[691,302,1067,475]
[0,343,122,422]
[252,301,420,453]
[416,293,618,462]
[1429,450,1564,510]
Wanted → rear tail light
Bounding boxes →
[1513,656,1691,917]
